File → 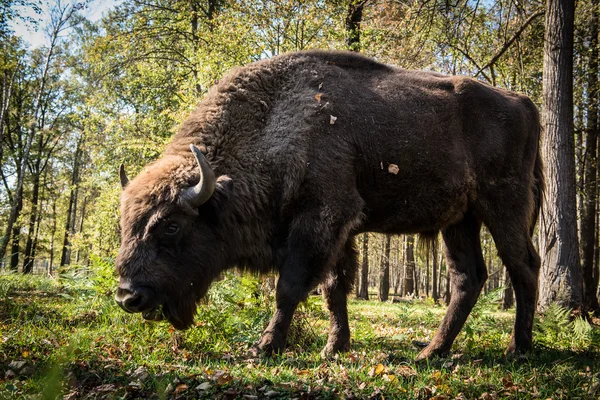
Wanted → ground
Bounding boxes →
[0,272,599,399]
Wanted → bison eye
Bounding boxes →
[165,223,179,235]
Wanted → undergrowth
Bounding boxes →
[1,269,599,399]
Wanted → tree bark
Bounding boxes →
[503,270,515,309]
[403,235,415,296]
[538,0,582,311]
[23,150,42,274]
[358,233,369,299]
[60,137,83,268]
[9,224,20,271]
[581,0,600,314]
[346,0,367,52]
[432,238,439,302]
[378,234,391,301]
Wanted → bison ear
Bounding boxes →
[119,164,129,189]
[209,175,234,211]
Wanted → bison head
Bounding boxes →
[115,145,233,329]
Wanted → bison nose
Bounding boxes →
[115,285,153,313]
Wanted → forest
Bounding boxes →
[1,0,600,399]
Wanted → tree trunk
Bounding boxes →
[581,0,600,314]
[60,138,83,268]
[503,270,515,309]
[358,233,369,299]
[444,268,451,305]
[432,238,439,302]
[538,0,582,311]
[49,199,57,275]
[23,154,42,274]
[346,0,367,51]
[378,234,391,301]
[425,243,430,297]
[403,235,415,296]
[9,225,20,271]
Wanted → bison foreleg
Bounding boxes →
[320,239,358,357]
[417,212,487,361]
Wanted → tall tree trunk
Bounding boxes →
[444,268,451,305]
[346,0,367,51]
[581,0,600,314]
[60,138,83,268]
[358,233,369,299]
[503,270,515,309]
[9,225,20,271]
[432,238,439,302]
[23,155,42,274]
[403,235,415,296]
[49,199,57,275]
[538,0,582,311]
[425,243,430,297]
[378,234,391,301]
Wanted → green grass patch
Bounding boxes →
[1,272,599,399]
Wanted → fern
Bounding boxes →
[534,303,600,351]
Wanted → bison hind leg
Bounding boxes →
[320,239,358,357]
[416,210,487,361]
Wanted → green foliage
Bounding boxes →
[461,288,510,353]
[0,276,599,399]
[534,303,600,351]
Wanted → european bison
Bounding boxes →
[115,50,543,360]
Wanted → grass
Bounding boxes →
[1,271,599,399]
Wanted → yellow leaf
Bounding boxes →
[315,93,322,103]
[22,351,29,358]
[375,364,385,376]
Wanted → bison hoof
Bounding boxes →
[320,340,350,359]
[505,342,532,358]
[254,333,285,356]
[415,345,449,362]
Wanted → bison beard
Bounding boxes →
[115,50,544,360]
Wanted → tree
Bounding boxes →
[357,233,369,300]
[346,0,368,51]
[403,235,415,296]
[432,237,439,302]
[538,0,582,311]
[580,0,600,314]
[378,234,391,301]
[0,1,82,263]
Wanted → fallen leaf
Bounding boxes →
[388,164,399,175]
[396,365,417,377]
[318,82,323,90]
[315,93,323,103]
[265,390,279,397]
[368,363,386,377]
[94,384,117,393]
[196,382,212,390]
[174,383,188,394]
[214,370,233,385]
[330,115,337,125]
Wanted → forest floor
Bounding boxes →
[1,272,599,399]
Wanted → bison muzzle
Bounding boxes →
[115,50,544,360]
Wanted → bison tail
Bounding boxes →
[530,130,545,238]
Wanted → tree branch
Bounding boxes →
[474,10,544,78]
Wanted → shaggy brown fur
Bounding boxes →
[115,50,543,359]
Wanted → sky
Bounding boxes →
[8,0,121,49]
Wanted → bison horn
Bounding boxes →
[119,164,129,189]
[182,144,216,207]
